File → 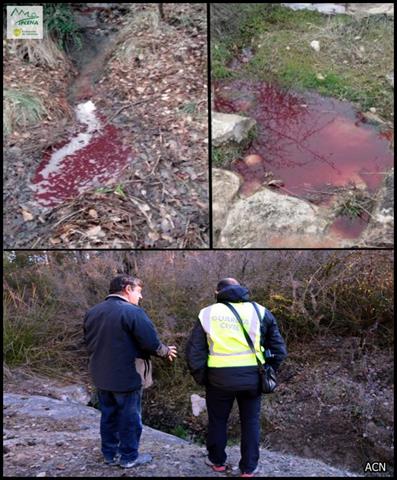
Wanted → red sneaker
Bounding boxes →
[205,457,227,472]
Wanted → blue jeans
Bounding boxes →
[206,384,261,473]
[97,388,143,463]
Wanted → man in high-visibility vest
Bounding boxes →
[186,277,287,478]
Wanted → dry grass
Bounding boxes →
[3,89,47,136]
[5,32,68,68]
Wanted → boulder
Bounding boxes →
[50,385,91,405]
[212,168,241,237]
[346,3,394,16]
[212,112,256,147]
[191,394,206,416]
[386,72,394,88]
[217,187,330,248]
[360,169,394,247]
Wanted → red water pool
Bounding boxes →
[215,80,393,194]
[32,104,133,207]
[214,80,393,239]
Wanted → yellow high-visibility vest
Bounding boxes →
[198,302,266,368]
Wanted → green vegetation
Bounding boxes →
[170,424,189,440]
[179,101,198,115]
[335,189,374,219]
[3,89,47,136]
[212,4,394,120]
[212,124,257,168]
[43,3,82,51]
[3,282,59,369]
[212,143,244,168]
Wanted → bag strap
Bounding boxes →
[223,302,264,371]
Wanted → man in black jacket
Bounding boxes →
[186,278,287,477]
[84,274,177,468]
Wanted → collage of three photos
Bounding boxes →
[3,3,394,478]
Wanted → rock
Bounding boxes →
[190,394,206,416]
[359,169,394,247]
[347,3,394,16]
[386,72,394,88]
[212,112,256,147]
[361,111,386,125]
[217,187,330,248]
[310,40,320,52]
[240,179,263,197]
[244,154,263,167]
[212,168,241,237]
[282,4,346,15]
[50,385,91,405]
[284,3,394,17]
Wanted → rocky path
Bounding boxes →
[3,393,356,477]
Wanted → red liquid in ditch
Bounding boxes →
[214,80,394,239]
[32,110,133,207]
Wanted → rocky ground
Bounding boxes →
[213,164,394,248]
[3,349,393,478]
[3,390,357,477]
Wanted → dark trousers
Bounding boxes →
[97,388,143,463]
[206,384,261,473]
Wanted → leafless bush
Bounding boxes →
[3,250,393,377]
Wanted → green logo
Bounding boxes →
[11,7,39,26]
[7,6,43,39]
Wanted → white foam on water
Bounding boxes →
[38,101,101,180]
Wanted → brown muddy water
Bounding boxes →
[214,80,394,239]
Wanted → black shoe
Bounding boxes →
[104,453,120,466]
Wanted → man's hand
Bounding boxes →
[167,345,177,362]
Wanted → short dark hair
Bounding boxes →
[216,277,240,292]
[109,274,143,294]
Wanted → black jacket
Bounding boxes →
[185,285,288,392]
[83,295,168,392]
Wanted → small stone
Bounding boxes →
[21,209,34,221]
[88,209,98,219]
[310,40,320,52]
[244,154,263,167]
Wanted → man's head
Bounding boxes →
[215,277,240,295]
[109,274,143,305]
